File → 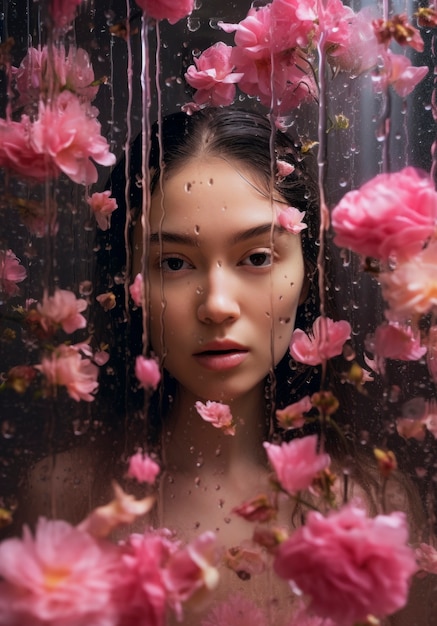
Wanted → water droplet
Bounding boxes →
[338,178,348,188]
[113,272,125,285]
[224,517,231,524]
[187,16,200,31]
[194,225,200,234]
[1,421,15,439]
[217,260,222,267]
[79,280,93,296]
[208,178,213,185]
[196,286,204,295]
[218,499,225,508]
[194,476,201,486]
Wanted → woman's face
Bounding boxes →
[147,157,305,404]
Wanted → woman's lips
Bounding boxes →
[193,343,249,371]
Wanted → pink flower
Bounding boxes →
[276,205,307,234]
[365,322,426,374]
[37,288,87,334]
[195,401,235,436]
[332,167,437,262]
[49,0,83,30]
[134,0,194,24]
[0,249,27,297]
[263,435,330,495]
[31,91,115,185]
[374,50,428,98]
[185,43,244,107]
[379,241,437,321]
[79,482,155,539]
[129,273,143,307]
[0,517,119,626]
[36,344,99,402]
[127,451,160,484]
[232,494,277,523]
[219,6,273,60]
[270,0,316,51]
[289,316,352,366]
[163,532,220,617]
[87,191,118,230]
[135,355,161,390]
[276,160,295,178]
[224,543,267,577]
[201,593,269,626]
[274,506,417,625]
[415,543,437,575]
[276,395,312,430]
[0,117,56,181]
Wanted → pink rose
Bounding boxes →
[127,451,160,484]
[219,6,272,60]
[129,273,143,307]
[135,355,161,390]
[274,506,417,625]
[195,401,235,436]
[0,249,27,297]
[185,43,244,107]
[37,288,87,334]
[263,435,330,495]
[87,191,118,231]
[134,0,194,24]
[289,316,351,366]
[332,167,437,262]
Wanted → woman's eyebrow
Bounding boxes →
[149,223,285,246]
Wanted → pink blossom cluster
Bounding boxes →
[0,514,220,626]
[184,1,427,115]
[274,505,417,625]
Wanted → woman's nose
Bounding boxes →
[197,268,240,325]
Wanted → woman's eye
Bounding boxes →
[160,257,192,272]
[241,251,272,267]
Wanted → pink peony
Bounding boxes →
[0,249,27,297]
[195,401,235,436]
[263,435,330,495]
[134,0,194,24]
[276,395,312,430]
[31,91,115,185]
[276,205,307,234]
[289,316,351,366]
[201,593,269,626]
[0,517,119,626]
[36,344,99,402]
[87,191,118,231]
[127,451,160,484]
[185,42,244,107]
[37,288,87,334]
[129,273,143,307]
[135,355,161,390]
[274,506,417,625]
[332,166,437,262]
[365,322,426,374]
[379,241,437,321]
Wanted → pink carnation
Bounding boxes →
[129,273,143,307]
[0,517,119,626]
[37,288,87,334]
[379,241,437,321]
[36,344,99,402]
[31,91,115,185]
[87,191,118,231]
[201,593,268,626]
[134,0,194,24]
[332,167,437,262]
[289,316,351,366]
[0,249,27,297]
[135,355,161,390]
[263,435,330,494]
[274,506,417,625]
[195,401,235,436]
[127,451,160,484]
[276,205,307,234]
[185,42,244,107]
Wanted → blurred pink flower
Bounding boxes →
[127,450,160,484]
[0,249,27,297]
[379,241,437,321]
[36,344,99,402]
[185,42,244,107]
[232,493,277,523]
[195,401,235,436]
[276,395,312,430]
[134,0,194,24]
[289,316,352,366]
[415,542,437,575]
[274,506,417,625]
[286,599,336,626]
[263,435,330,495]
[201,593,268,626]
[163,532,220,618]
[374,50,428,98]
[396,417,426,441]
[37,288,87,334]
[365,322,426,374]
[224,543,267,577]
[0,517,119,626]
[79,482,155,539]
[49,0,83,30]
[87,191,118,230]
[135,355,161,390]
[129,273,143,307]
[332,166,437,262]
[276,205,307,234]
[31,91,115,185]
